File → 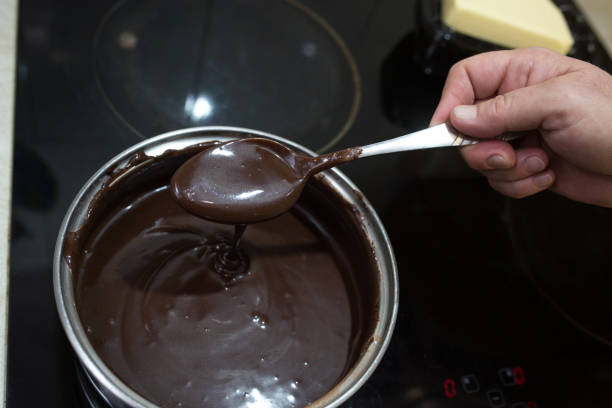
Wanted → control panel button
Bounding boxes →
[487,389,506,408]
[460,374,480,393]
[513,366,526,385]
[498,367,516,387]
[443,378,457,398]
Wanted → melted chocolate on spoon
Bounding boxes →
[171,138,362,224]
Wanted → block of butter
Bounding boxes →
[442,0,575,54]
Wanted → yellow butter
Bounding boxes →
[442,0,575,54]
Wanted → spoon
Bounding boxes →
[171,123,517,224]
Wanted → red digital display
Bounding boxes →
[527,401,538,408]
[443,379,457,398]
[513,366,526,385]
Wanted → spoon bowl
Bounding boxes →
[170,138,314,224]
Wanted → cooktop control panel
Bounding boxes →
[441,366,537,407]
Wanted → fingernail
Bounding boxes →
[534,172,553,188]
[453,105,477,120]
[525,156,545,173]
[487,154,511,169]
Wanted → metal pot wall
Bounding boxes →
[54,127,398,408]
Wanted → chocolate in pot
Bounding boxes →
[65,142,377,408]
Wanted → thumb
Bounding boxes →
[450,84,556,138]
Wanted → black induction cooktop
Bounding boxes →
[10,0,612,407]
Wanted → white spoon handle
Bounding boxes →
[359,123,520,158]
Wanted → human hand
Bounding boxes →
[431,47,612,207]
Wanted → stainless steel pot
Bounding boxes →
[54,127,398,408]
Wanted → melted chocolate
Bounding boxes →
[66,142,377,408]
[171,138,362,224]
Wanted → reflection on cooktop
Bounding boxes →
[511,194,612,347]
[94,0,361,152]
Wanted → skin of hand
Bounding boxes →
[430,47,612,207]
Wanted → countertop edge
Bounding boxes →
[574,0,612,57]
[0,0,17,406]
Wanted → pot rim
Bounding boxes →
[53,126,398,408]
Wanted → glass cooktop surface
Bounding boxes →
[10,0,612,407]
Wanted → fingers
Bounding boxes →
[432,50,516,125]
[488,169,555,199]
[462,144,555,198]
[460,141,516,170]
[430,47,578,126]
[484,149,548,182]
[449,83,560,138]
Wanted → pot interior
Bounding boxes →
[58,131,390,408]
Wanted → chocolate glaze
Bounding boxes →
[65,142,377,408]
[171,138,362,224]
